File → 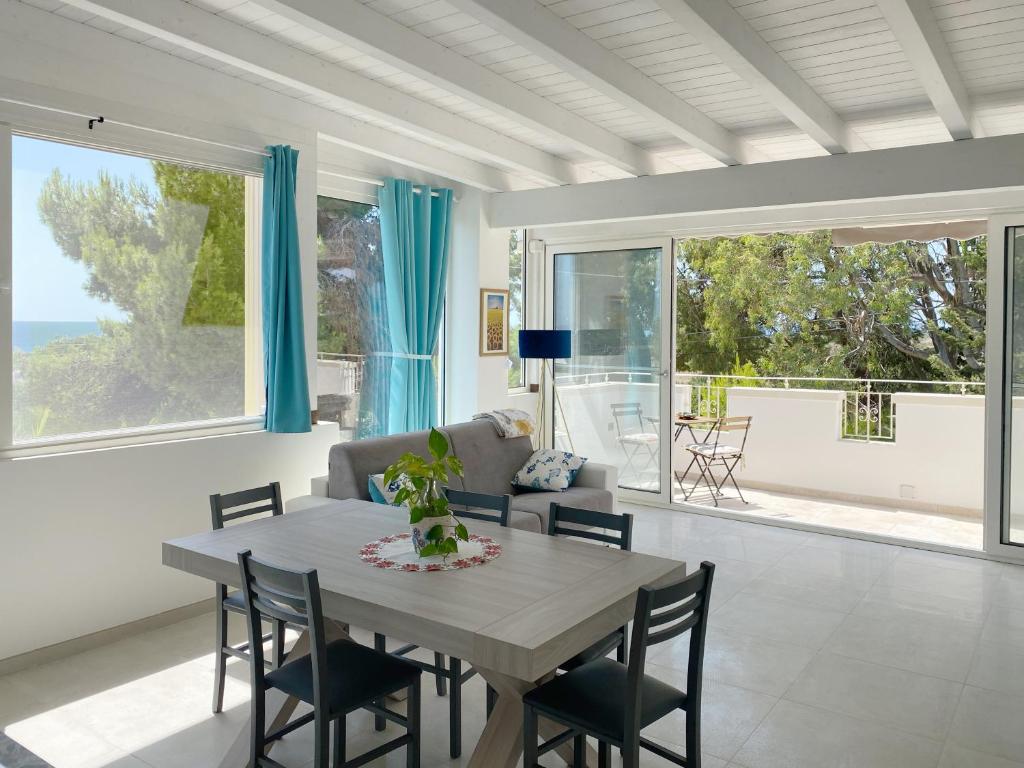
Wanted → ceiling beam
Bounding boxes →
[445,0,754,166]
[253,0,656,177]
[0,0,517,192]
[657,0,857,154]
[877,0,977,140]
[61,0,577,186]
[490,133,1024,228]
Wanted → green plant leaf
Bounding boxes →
[447,456,465,476]
[443,537,459,554]
[393,488,410,506]
[418,543,439,558]
[409,507,425,524]
[428,427,449,460]
[426,524,444,541]
[455,523,469,541]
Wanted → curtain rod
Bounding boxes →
[318,167,455,199]
[0,97,272,158]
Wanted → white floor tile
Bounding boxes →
[876,558,1004,604]
[856,583,989,624]
[650,626,815,697]
[967,639,1024,698]
[709,592,848,650]
[772,545,891,591]
[826,607,981,682]
[731,699,943,768]
[949,685,1024,763]
[939,744,1024,768]
[782,652,961,740]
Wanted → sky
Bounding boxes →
[12,135,149,322]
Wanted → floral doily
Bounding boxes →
[358,532,502,572]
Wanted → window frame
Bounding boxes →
[508,227,528,393]
[0,122,266,457]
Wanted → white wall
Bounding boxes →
[0,426,338,661]
[726,388,985,513]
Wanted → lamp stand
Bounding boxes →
[534,359,575,453]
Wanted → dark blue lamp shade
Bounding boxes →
[518,330,571,360]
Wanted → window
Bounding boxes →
[316,196,384,440]
[508,228,526,390]
[9,135,260,445]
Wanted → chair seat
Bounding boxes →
[558,630,623,672]
[223,591,247,612]
[686,443,741,458]
[524,657,685,743]
[266,639,420,717]
[618,433,659,445]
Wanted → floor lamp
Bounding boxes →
[519,330,575,453]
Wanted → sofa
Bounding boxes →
[308,419,617,533]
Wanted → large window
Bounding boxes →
[508,228,526,390]
[9,135,259,445]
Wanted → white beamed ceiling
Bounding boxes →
[12,0,1024,188]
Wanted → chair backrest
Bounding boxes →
[611,402,646,437]
[237,550,329,710]
[624,562,715,745]
[443,487,511,527]
[210,482,284,530]
[711,416,752,452]
[547,503,633,551]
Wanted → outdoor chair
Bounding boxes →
[611,402,660,484]
[680,416,752,506]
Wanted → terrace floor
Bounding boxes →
[3,503,1024,768]
[670,481,985,551]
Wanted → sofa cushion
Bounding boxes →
[328,430,433,500]
[512,449,587,491]
[442,420,534,497]
[509,486,614,531]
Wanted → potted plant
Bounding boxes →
[383,427,469,559]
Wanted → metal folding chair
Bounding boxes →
[611,402,660,483]
[681,416,752,506]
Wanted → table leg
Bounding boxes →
[217,620,350,768]
[471,666,599,768]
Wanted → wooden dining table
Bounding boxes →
[162,497,686,767]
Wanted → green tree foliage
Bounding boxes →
[16,161,247,440]
[675,232,986,383]
[316,196,384,357]
[508,229,524,388]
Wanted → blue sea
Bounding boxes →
[12,321,101,352]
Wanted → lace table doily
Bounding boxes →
[358,532,502,572]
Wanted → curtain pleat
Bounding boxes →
[262,145,311,433]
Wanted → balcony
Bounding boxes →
[555,371,986,550]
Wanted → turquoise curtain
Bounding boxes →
[377,178,452,434]
[262,145,311,433]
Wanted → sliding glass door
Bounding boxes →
[987,216,1024,558]
[547,239,673,500]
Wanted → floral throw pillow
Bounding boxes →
[368,473,410,506]
[512,449,587,492]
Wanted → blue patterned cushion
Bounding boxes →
[512,449,587,492]
[368,473,410,506]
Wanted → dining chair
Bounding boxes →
[681,416,752,506]
[371,487,510,759]
[523,562,716,768]
[547,503,634,668]
[210,482,286,714]
[237,550,421,768]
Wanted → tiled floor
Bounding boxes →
[3,503,1024,768]
[668,481,985,550]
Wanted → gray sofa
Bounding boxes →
[308,419,617,533]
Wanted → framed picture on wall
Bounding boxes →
[480,288,509,356]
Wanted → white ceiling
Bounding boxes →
[14,0,1024,188]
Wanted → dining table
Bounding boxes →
[162,496,686,768]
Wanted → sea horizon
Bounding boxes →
[12,320,102,353]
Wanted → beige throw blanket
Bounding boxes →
[472,409,535,439]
